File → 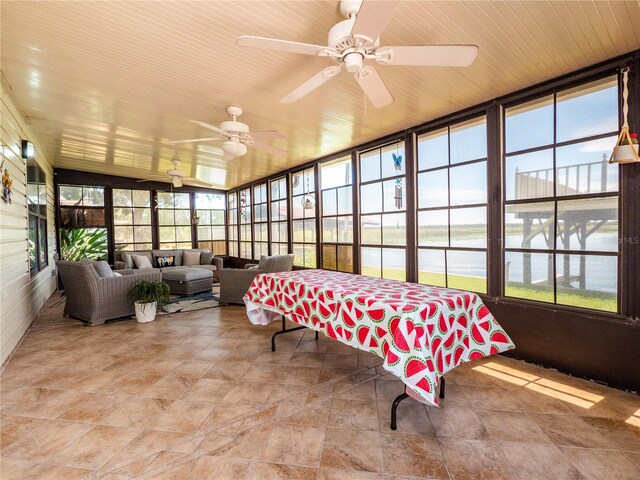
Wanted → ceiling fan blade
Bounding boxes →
[170,137,219,145]
[248,130,285,141]
[281,65,342,104]
[190,120,227,135]
[251,141,288,157]
[377,45,479,67]
[184,178,214,188]
[354,65,394,108]
[236,35,327,56]
[172,177,182,188]
[136,177,165,183]
[350,0,400,43]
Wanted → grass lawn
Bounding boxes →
[360,267,617,313]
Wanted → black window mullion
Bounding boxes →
[487,105,503,297]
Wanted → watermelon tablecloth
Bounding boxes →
[244,270,514,406]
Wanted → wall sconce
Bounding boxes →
[192,210,200,225]
[22,140,35,159]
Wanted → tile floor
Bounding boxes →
[0,292,639,479]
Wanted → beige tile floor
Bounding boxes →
[1,292,639,479]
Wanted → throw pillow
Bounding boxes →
[257,255,269,271]
[92,260,114,278]
[153,255,175,268]
[113,271,123,277]
[132,254,154,269]
[183,251,201,266]
[201,251,214,265]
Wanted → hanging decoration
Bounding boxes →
[239,191,247,220]
[301,173,315,210]
[1,145,12,204]
[609,67,639,164]
[392,150,403,209]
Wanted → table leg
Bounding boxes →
[390,387,409,431]
[271,316,307,352]
[390,377,445,431]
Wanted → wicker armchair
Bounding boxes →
[219,254,294,304]
[56,261,162,326]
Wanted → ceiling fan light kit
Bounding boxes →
[237,0,479,109]
[171,106,287,161]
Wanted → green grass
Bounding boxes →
[506,283,617,312]
[360,267,617,313]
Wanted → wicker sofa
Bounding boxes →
[57,260,161,326]
[114,248,223,282]
[219,254,294,304]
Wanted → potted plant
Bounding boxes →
[128,280,171,323]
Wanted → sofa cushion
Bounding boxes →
[122,250,153,269]
[257,255,269,271]
[132,254,154,269]
[183,250,201,266]
[93,260,114,278]
[153,254,176,268]
[162,267,213,282]
[188,264,217,272]
[201,251,215,265]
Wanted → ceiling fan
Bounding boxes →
[137,156,213,188]
[171,106,287,160]
[236,0,479,108]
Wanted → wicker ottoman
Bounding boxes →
[163,267,213,296]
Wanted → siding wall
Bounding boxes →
[0,80,56,365]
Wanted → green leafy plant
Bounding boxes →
[128,280,171,307]
[60,228,108,261]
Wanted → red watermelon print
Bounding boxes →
[405,358,428,377]
[471,323,487,345]
[491,331,509,344]
[414,377,432,394]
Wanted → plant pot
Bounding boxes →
[612,144,640,164]
[134,301,157,323]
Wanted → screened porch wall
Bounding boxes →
[224,53,640,391]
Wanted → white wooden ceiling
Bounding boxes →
[2,1,639,190]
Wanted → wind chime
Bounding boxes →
[392,148,403,209]
[301,173,315,210]
[609,66,639,164]
[239,191,247,220]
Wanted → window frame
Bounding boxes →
[357,140,408,281]
[239,187,252,259]
[252,183,268,259]
[415,115,489,294]
[320,155,354,272]
[501,74,621,313]
[291,166,318,268]
[112,188,153,252]
[28,161,48,275]
[156,191,193,250]
[195,192,227,255]
[269,176,290,256]
[227,191,239,257]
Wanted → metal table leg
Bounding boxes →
[390,376,446,431]
[390,386,409,431]
[271,316,307,351]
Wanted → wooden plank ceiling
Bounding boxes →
[2,1,639,189]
